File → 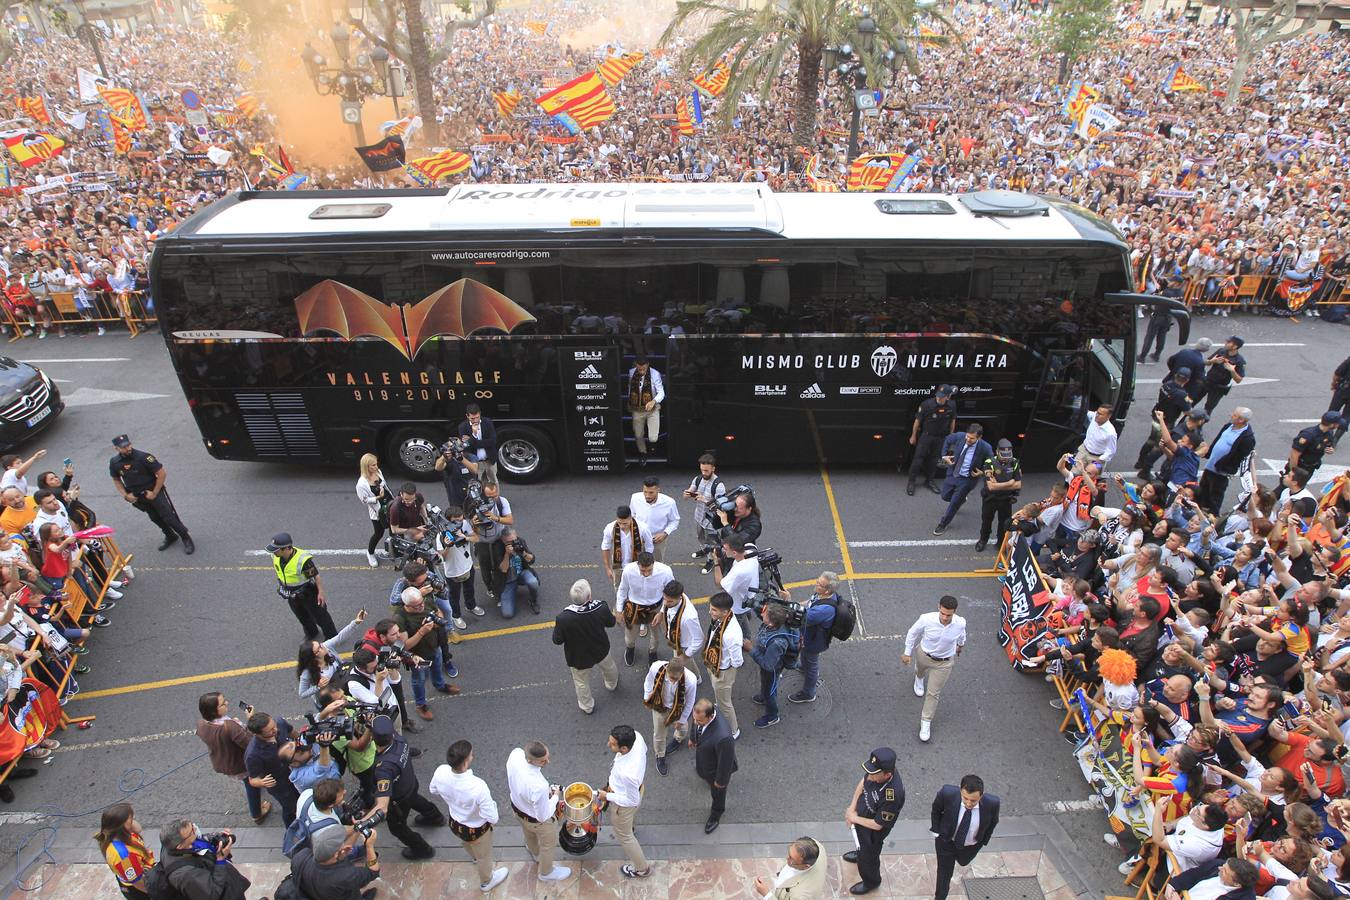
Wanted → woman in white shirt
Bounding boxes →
[355,454,390,568]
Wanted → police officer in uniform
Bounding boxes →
[1288,411,1344,480]
[108,434,194,554]
[906,385,957,495]
[976,439,1022,552]
[358,715,445,860]
[842,747,905,895]
[1155,368,1194,424]
[268,533,337,641]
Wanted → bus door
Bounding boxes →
[1023,351,1089,462]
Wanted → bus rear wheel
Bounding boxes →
[496,425,555,484]
[386,426,443,482]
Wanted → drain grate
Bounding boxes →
[961,876,1047,900]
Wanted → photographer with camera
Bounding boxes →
[388,561,462,673]
[489,526,538,619]
[393,587,460,721]
[787,572,843,706]
[684,454,728,549]
[470,480,514,596]
[290,822,380,900]
[357,715,445,861]
[708,491,763,576]
[314,686,379,803]
[155,819,249,900]
[433,435,479,509]
[245,710,302,826]
[286,726,341,793]
[713,534,760,633]
[436,506,484,624]
[617,551,673,668]
[346,640,414,737]
[388,483,430,544]
[745,600,800,730]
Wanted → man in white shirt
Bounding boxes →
[505,742,571,883]
[661,580,703,670]
[627,355,665,463]
[1128,801,1226,878]
[643,656,697,777]
[629,476,680,561]
[429,740,508,893]
[703,592,744,737]
[30,489,73,537]
[616,551,672,668]
[600,505,653,598]
[713,533,760,633]
[597,725,651,879]
[1076,404,1118,470]
[902,596,968,743]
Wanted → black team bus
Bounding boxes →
[150,185,1188,483]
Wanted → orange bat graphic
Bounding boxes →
[293,277,536,359]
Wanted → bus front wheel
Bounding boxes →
[386,426,443,482]
[496,425,555,484]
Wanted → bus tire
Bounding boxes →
[496,425,555,484]
[385,425,444,482]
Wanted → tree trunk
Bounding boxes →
[400,0,440,144]
[1057,52,1071,84]
[793,38,822,148]
[1225,44,1251,114]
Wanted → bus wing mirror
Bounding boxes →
[1103,292,1191,346]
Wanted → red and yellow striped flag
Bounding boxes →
[846,153,905,192]
[536,71,616,132]
[235,93,262,117]
[111,119,132,155]
[675,95,694,136]
[598,52,645,87]
[493,90,522,119]
[407,149,472,183]
[524,20,547,36]
[1164,63,1207,94]
[98,86,148,131]
[692,60,730,98]
[17,96,50,125]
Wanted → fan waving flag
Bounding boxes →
[406,149,472,184]
[17,96,50,125]
[4,131,66,167]
[536,71,616,134]
[692,60,731,98]
[493,90,522,119]
[598,52,645,87]
[1163,63,1208,94]
[97,85,149,131]
[235,93,262,117]
[846,153,905,192]
[803,153,840,192]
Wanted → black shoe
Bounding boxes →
[933,522,948,536]
[624,647,635,667]
[1136,356,1148,364]
[157,534,178,551]
[704,815,720,834]
[182,536,195,555]
[975,538,988,552]
[1151,356,1161,362]
[849,881,881,895]
[414,813,445,827]
[906,481,916,496]
[1135,471,1153,483]
[926,481,941,494]
[843,850,859,864]
[647,650,657,666]
[400,847,435,860]
[409,747,423,758]
[665,739,683,755]
[97,600,117,612]
[403,719,423,734]
[656,757,668,776]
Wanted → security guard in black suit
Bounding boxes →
[906,385,957,495]
[976,440,1022,552]
[359,715,444,860]
[843,747,905,895]
[1288,411,1343,479]
[107,434,194,554]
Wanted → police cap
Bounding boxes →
[862,747,897,774]
[1322,411,1347,427]
[935,384,954,398]
[371,714,396,742]
[1174,367,1192,380]
[111,434,131,448]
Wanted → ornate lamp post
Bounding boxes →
[300,23,393,145]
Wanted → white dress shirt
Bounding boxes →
[606,732,648,808]
[710,614,744,669]
[904,612,968,659]
[1083,417,1118,462]
[956,802,980,846]
[505,747,555,822]
[629,491,680,538]
[616,560,673,608]
[601,520,655,568]
[643,661,697,725]
[429,765,498,827]
[720,556,760,615]
[664,596,704,656]
[627,367,665,405]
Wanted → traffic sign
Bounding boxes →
[181,89,202,111]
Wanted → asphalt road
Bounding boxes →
[1,313,1347,894]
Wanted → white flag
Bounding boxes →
[77,68,106,103]
[56,108,88,131]
[1076,104,1122,142]
[206,146,233,166]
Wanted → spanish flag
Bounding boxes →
[407,149,472,183]
[1163,63,1207,94]
[17,96,50,125]
[524,20,548,36]
[536,71,616,134]
[598,52,645,87]
[236,93,262,117]
[846,153,905,192]
[493,90,522,119]
[692,60,731,98]
[2,131,66,167]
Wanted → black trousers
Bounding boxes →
[908,433,944,483]
[367,517,386,555]
[269,779,301,827]
[474,543,496,596]
[284,585,338,640]
[853,823,892,888]
[703,775,727,816]
[978,494,1015,543]
[1197,383,1230,415]
[1137,319,1169,361]
[934,837,982,900]
[1197,469,1230,516]
[386,791,440,856]
[131,488,190,539]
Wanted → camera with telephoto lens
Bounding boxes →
[354,808,386,838]
[198,832,234,856]
[338,789,370,824]
[422,611,448,629]
[463,479,496,531]
[377,642,422,670]
[441,437,466,462]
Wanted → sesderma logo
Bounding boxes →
[578,364,602,379]
[800,382,825,399]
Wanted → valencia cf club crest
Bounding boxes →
[871,346,898,378]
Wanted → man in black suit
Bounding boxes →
[689,698,737,834]
[457,402,499,483]
[931,774,1001,900]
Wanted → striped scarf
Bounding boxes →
[665,594,689,651]
[643,664,688,726]
[611,518,643,570]
[703,613,727,669]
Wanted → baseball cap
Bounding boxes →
[1323,411,1347,427]
[1227,335,1245,348]
[1175,367,1192,380]
[862,747,897,774]
[1187,409,1211,422]
[111,434,131,448]
[936,384,954,397]
[309,825,348,861]
[266,532,294,553]
[1194,337,1213,352]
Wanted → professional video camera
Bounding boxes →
[389,502,459,568]
[706,483,754,517]
[463,479,496,533]
[441,436,467,462]
[690,485,756,572]
[747,547,804,627]
[303,712,357,743]
[339,790,370,824]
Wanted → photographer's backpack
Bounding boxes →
[826,595,857,642]
[780,630,801,671]
[141,856,193,900]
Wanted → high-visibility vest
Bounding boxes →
[273,549,314,592]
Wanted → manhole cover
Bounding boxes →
[961,876,1046,900]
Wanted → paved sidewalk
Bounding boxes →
[7,817,1091,899]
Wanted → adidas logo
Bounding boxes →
[578,364,602,379]
[799,382,825,399]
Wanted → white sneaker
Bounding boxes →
[914,675,925,697]
[470,606,486,617]
[97,326,106,335]
[104,587,123,600]
[453,617,468,630]
[539,865,572,882]
[919,719,932,742]
[639,624,648,637]
[122,565,135,580]
[1103,832,1122,849]
[481,866,509,892]
[732,729,740,739]
[1117,855,1140,875]
[110,580,125,589]
[374,548,390,558]
[366,552,378,567]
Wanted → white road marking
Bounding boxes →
[849,539,977,548]
[62,387,171,408]
[19,357,130,363]
[245,548,369,556]
[0,812,45,825]
[1262,459,1349,483]
[1280,419,1322,424]
[1042,798,1104,813]
[1136,376,1279,386]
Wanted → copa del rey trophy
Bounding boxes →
[558,781,603,855]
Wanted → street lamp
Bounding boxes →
[823,7,901,164]
[300,23,396,144]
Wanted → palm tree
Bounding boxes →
[660,0,947,143]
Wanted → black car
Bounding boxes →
[0,357,63,451]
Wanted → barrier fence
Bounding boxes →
[1134,264,1350,316]
[2,291,157,342]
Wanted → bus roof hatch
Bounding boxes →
[957,190,1050,218]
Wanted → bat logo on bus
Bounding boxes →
[293,278,536,360]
